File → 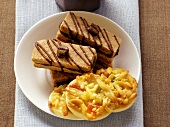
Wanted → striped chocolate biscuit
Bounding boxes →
[56,30,114,64]
[32,39,97,74]
[50,70,78,87]
[57,12,122,59]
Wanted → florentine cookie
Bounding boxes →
[96,67,138,112]
[48,67,137,120]
[48,85,79,120]
[65,73,113,120]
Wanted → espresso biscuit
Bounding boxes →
[56,30,76,44]
[50,60,111,87]
[93,60,112,73]
[58,12,122,59]
[57,30,114,64]
[32,39,97,74]
[50,70,78,87]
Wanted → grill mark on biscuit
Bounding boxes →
[88,47,97,69]
[54,39,86,72]
[70,13,99,49]
[113,35,120,56]
[96,27,103,49]
[68,56,84,73]
[35,41,53,65]
[70,12,79,38]
[47,40,63,71]
[80,45,92,66]
[103,29,113,55]
[114,35,120,47]
[71,13,102,49]
[63,13,96,51]
[51,39,73,66]
[57,33,96,68]
[82,18,98,47]
[98,27,113,56]
[69,43,90,66]
[71,13,85,44]
[63,20,73,39]
[80,17,90,40]
[88,46,95,56]
[70,13,83,44]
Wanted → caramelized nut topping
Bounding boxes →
[102,70,109,78]
[87,23,99,36]
[57,46,69,58]
[48,101,53,108]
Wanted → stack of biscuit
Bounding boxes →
[32,12,122,87]
[32,39,97,86]
[56,12,122,70]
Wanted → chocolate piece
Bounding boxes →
[57,46,69,58]
[87,23,99,36]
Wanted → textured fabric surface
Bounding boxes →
[0,0,15,127]
[14,0,143,127]
[139,0,170,126]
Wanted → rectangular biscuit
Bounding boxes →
[50,70,77,87]
[32,39,97,74]
[93,60,112,72]
[56,30,113,64]
[58,12,122,58]
[50,60,111,87]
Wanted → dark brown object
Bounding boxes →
[87,23,99,36]
[55,0,100,11]
[57,46,69,58]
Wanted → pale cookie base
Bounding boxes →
[49,91,80,120]
[65,80,111,121]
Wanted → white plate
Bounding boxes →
[14,11,141,119]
